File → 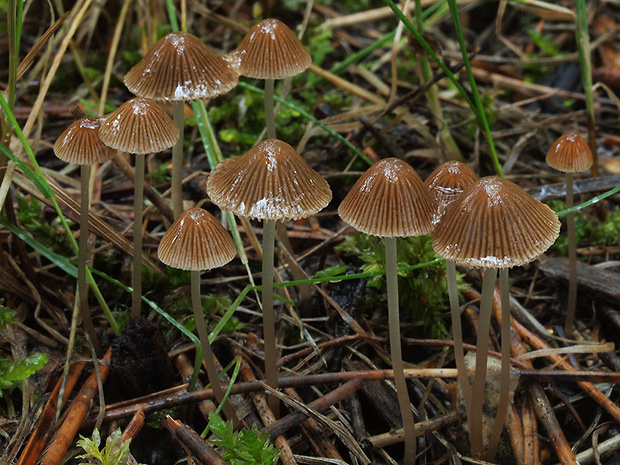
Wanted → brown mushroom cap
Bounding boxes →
[124,32,238,102]
[424,161,478,226]
[206,139,331,221]
[546,133,593,173]
[338,158,434,238]
[228,19,312,79]
[98,98,179,154]
[157,208,236,271]
[53,118,116,165]
[432,176,560,269]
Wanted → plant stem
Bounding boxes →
[446,261,470,423]
[79,165,100,354]
[262,219,279,416]
[575,0,597,177]
[131,154,145,318]
[172,101,185,218]
[385,237,416,465]
[264,79,276,140]
[565,173,577,336]
[446,0,502,177]
[469,267,497,459]
[487,268,511,460]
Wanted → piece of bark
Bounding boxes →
[540,257,620,306]
[161,416,226,465]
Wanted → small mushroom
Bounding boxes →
[207,138,331,415]
[432,176,560,460]
[339,158,434,465]
[54,118,116,351]
[157,207,238,422]
[99,98,178,318]
[124,32,239,217]
[228,19,311,140]
[424,160,478,424]
[546,133,593,336]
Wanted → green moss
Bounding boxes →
[336,233,465,338]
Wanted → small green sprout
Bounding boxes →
[207,413,279,465]
[77,428,143,465]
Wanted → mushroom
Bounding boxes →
[424,160,478,422]
[54,117,116,352]
[228,18,311,139]
[157,207,238,421]
[99,98,179,318]
[206,138,331,415]
[338,158,434,465]
[432,176,560,460]
[546,133,593,336]
[124,32,239,217]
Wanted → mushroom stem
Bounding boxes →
[79,164,100,354]
[131,154,145,318]
[565,172,577,336]
[385,237,416,465]
[262,218,279,416]
[446,260,470,423]
[191,270,238,423]
[172,101,185,218]
[487,267,511,460]
[469,267,497,459]
[264,78,276,140]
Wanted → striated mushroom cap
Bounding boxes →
[98,98,179,154]
[338,158,434,238]
[54,118,116,165]
[124,32,238,102]
[546,133,593,173]
[425,161,478,226]
[227,19,312,79]
[206,139,331,221]
[157,208,236,271]
[432,176,560,269]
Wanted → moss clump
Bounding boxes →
[336,233,465,338]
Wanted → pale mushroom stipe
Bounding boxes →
[339,158,434,465]
[99,98,178,318]
[433,176,560,460]
[207,139,331,416]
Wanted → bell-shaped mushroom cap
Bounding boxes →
[157,208,236,271]
[98,98,179,154]
[547,133,593,173]
[424,161,478,225]
[124,32,239,102]
[228,19,312,79]
[432,176,560,269]
[338,158,434,238]
[206,139,331,221]
[54,118,116,165]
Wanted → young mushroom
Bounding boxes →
[228,18,311,140]
[98,98,179,318]
[432,176,560,460]
[424,160,478,423]
[206,138,331,415]
[338,158,434,465]
[54,118,116,352]
[157,207,238,422]
[124,32,239,217]
[546,133,593,336]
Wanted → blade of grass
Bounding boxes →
[383,0,503,176]
[445,0,502,176]
[575,0,597,177]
